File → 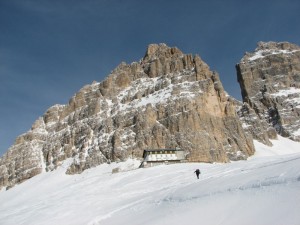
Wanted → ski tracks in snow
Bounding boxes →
[89,154,300,225]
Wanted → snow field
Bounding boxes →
[0,136,300,225]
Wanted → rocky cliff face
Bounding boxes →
[0,44,255,190]
[237,41,300,145]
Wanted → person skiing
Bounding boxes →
[194,169,201,179]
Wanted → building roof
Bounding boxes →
[142,148,184,158]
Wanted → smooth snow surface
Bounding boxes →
[1,137,300,225]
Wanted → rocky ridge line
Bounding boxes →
[0,43,256,190]
[237,41,300,145]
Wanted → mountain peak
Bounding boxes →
[0,42,256,190]
[143,43,183,61]
[241,41,300,63]
[237,41,300,145]
[256,41,300,51]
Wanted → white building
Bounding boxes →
[140,148,186,168]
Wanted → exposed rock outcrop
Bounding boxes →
[237,41,300,145]
[0,43,255,190]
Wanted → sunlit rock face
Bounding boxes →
[0,43,255,190]
[237,41,300,145]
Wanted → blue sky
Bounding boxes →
[1,0,300,156]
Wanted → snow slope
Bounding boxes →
[0,136,300,225]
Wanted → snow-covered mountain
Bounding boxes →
[0,44,254,190]
[0,136,299,225]
[1,41,300,194]
[237,41,300,145]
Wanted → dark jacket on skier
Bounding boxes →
[194,169,201,179]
